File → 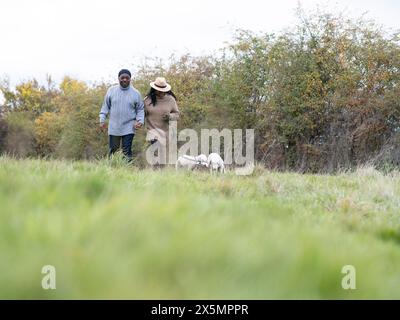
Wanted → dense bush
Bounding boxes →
[213,9,400,172]
[2,111,36,157]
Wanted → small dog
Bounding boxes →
[207,153,225,174]
[176,154,208,171]
[195,154,208,166]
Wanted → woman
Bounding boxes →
[144,77,179,164]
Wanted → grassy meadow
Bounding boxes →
[1,156,400,299]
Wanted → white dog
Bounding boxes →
[176,154,208,170]
[207,153,225,174]
[196,154,208,166]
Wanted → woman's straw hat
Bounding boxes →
[150,77,172,92]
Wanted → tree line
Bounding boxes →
[1,9,399,172]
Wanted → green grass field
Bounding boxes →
[1,156,400,299]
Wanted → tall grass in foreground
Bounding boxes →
[0,156,400,299]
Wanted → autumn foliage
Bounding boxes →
[1,10,399,172]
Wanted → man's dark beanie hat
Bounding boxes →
[118,69,131,78]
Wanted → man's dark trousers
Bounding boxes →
[109,134,134,162]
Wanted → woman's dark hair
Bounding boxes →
[146,87,177,106]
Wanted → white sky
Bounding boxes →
[0,0,399,87]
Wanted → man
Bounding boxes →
[99,69,145,162]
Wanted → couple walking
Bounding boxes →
[99,69,179,162]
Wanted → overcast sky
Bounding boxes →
[1,0,399,87]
